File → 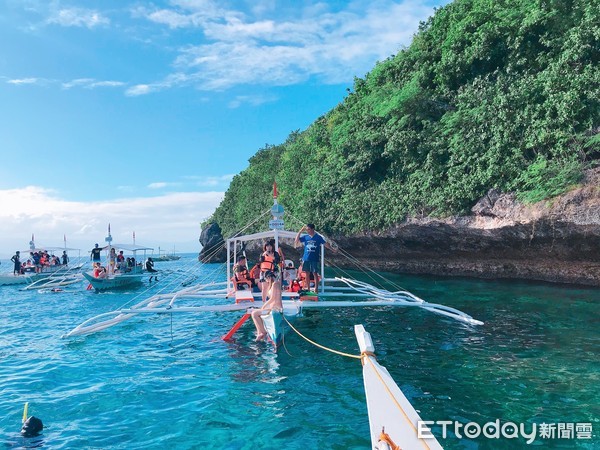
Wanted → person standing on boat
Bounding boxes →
[145,257,158,282]
[11,251,21,275]
[90,243,102,267]
[61,250,69,266]
[108,248,117,272]
[251,271,283,341]
[295,224,334,294]
[259,241,280,302]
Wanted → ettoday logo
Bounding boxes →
[418,420,593,444]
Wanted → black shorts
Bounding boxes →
[302,260,319,273]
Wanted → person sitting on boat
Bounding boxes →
[93,263,107,279]
[259,241,281,302]
[116,250,125,268]
[232,256,253,290]
[251,271,283,342]
[294,224,335,294]
[249,263,262,293]
[61,250,69,266]
[145,257,158,282]
[10,251,21,275]
[283,261,297,289]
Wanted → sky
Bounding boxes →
[0,0,445,257]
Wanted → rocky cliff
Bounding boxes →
[330,168,600,286]
[201,168,600,287]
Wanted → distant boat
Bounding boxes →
[83,226,154,291]
[154,246,181,262]
[1,241,82,287]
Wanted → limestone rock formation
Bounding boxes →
[330,168,600,286]
[199,222,226,262]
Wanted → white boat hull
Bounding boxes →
[355,325,444,450]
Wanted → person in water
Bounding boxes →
[251,271,283,341]
[21,416,43,437]
[146,257,158,282]
[11,251,21,275]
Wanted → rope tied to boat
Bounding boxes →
[283,315,434,449]
[282,315,362,359]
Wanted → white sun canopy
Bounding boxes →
[104,243,154,252]
[226,230,299,244]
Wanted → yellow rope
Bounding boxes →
[282,315,362,359]
[283,315,432,449]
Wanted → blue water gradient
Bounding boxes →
[0,257,598,449]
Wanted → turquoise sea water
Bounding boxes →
[0,255,598,449]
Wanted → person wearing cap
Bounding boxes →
[250,271,283,341]
[11,251,21,275]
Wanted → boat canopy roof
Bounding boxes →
[22,246,80,253]
[227,230,299,243]
[105,243,154,251]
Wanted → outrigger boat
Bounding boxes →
[65,191,482,340]
[82,226,154,292]
[354,324,443,449]
[1,240,83,287]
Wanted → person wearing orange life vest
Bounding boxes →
[232,255,253,290]
[259,241,281,302]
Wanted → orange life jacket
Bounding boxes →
[249,264,261,279]
[260,252,279,272]
[234,265,251,285]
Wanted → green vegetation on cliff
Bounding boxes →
[211,0,599,237]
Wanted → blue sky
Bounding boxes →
[0,0,443,256]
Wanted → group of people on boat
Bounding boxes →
[231,223,336,341]
[11,250,69,275]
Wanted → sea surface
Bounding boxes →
[0,254,598,449]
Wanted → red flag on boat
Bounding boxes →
[32,234,34,242]
[108,223,111,234]
[273,181,278,199]
[64,234,66,243]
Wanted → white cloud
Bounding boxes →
[135,0,433,91]
[62,78,125,89]
[148,182,168,189]
[125,84,154,96]
[7,77,41,85]
[47,8,109,28]
[228,94,278,108]
[181,174,235,187]
[0,186,223,256]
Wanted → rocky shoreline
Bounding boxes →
[201,168,600,287]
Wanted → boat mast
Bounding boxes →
[105,223,113,275]
[269,182,284,254]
